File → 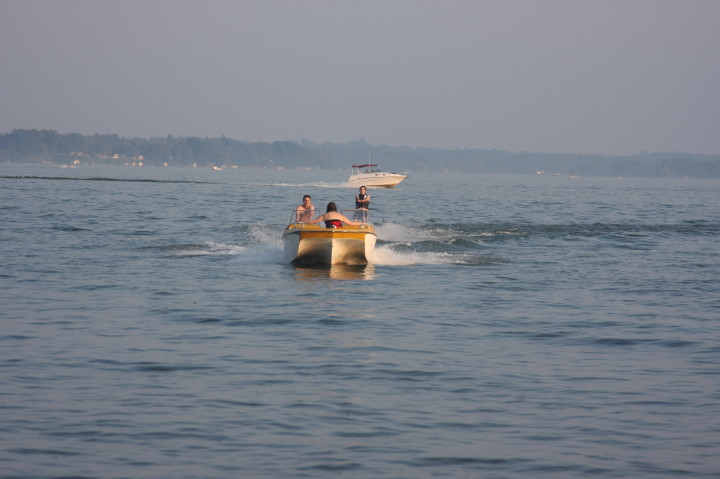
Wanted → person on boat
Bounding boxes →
[308,202,364,229]
[353,186,370,221]
[296,195,314,223]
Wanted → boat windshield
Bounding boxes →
[292,208,314,224]
[352,164,382,175]
[289,209,370,225]
[343,209,369,223]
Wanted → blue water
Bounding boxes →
[2,163,719,478]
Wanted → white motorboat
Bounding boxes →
[347,164,407,188]
[282,209,377,265]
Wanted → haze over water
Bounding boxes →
[1,163,719,478]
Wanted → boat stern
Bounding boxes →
[282,223,376,265]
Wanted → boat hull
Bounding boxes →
[282,225,377,265]
[347,172,406,188]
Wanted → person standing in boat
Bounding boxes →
[296,195,314,223]
[308,202,364,229]
[353,186,370,221]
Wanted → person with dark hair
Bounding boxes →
[353,185,370,221]
[308,202,364,229]
[355,186,370,209]
[296,195,314,223]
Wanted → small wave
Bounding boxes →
[51,225,90,232]
[589,338,699,348]
[134,362,215,373]
[8,447,84,457]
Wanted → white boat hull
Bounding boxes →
[347,163,407,188]
[347,172,407,188]
[282,225,377,265]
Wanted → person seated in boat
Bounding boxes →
[353,186,370,221]
[296,195,314,223]
[308,202,364,229]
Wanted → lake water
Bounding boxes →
[1,163,719,478]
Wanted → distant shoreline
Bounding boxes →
[2,129,719,179]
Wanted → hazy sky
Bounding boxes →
[2,0,719,155]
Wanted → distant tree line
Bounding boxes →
[2,129,720,178]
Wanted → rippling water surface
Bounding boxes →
[2,164,719,478]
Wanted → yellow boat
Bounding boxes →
[282,209,377,265]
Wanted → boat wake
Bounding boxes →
[159,226,284,263]
[159,223,500,267]
[370,223,501,265]
[164,242,248,256]
[229,181,346,188]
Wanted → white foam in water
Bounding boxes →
[171,226,285,262]
[368,245,457,266]
[375,222,465,243]
[373,222,423,243]
[233,226,286,263]
[182,224,477,266]
[371,223,471,265]
[173,242,248,257]
[207,242,246,254]
[235,244,285,263]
